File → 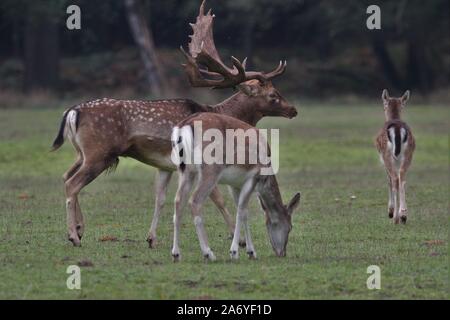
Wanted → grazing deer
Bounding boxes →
[171,113,301,261]
[51,0,297,247]
[375,89,415,224]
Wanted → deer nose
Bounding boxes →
[276,249,286,257]
[289,107,298,119]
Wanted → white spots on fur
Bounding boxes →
[76,99,188,134]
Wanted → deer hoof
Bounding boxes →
[230,250,239,260]
[400,215,407,224]
[68,236,81,247]
[172,253,181,263]
[147,236,157,249]
[76,225,84,240]
[247,251,257,260]
[204,251,216,262]
[388,207,394,218]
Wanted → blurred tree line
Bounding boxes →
[0,0,448,98]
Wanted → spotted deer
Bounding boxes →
[375,89,415,224]
[51,0,297,247]
[171,113,301,261]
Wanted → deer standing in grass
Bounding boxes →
[375,89,415,224]
[51,0,297,247]
[171,113,301,261]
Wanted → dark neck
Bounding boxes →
[257,175,285,222]
[213,92,263,126]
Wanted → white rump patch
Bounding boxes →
[65,110,78,141]
[400,127,407,144]
[64,110,80,149]
[171,125,193,167]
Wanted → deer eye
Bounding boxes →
[269,93,277,99]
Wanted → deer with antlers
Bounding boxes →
[171,113,301,261]
[51,0,297,247]
[375,89,415,224]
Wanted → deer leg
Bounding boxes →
[64,158,108,246]
[63,154,83,183]
[171,172,194,262]
[231,187,256,259]
[209,187,238,240]
[385,170,395,218]
[391,175,400,224]
[190,175,218,261]
[147,170,173,248]
[228,186,247,247]
[72,198,84,240]
[63,155,85,239]
[230,180,256,260]
[398,169,408,224]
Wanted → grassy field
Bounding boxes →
[0,103,448,299]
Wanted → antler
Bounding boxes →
[180,0,287,89]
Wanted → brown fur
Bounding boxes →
[375,90,415,224]
[54,0,298,247]
[171,113,300,260]
[54,84,297,246]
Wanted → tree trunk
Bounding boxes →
[370,33,402,90]
[124,0,166,96]
[24,7,59,92]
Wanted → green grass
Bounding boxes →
[0,104,448,299]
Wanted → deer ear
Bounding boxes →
[401,90,410,104]
[238,83,259,96]
[287,192,301,216]
[382,89,389,101]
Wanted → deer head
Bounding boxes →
[236,80,297,119]
[181,0,297,121]
[257,178,301,257]
[382,89,410,121]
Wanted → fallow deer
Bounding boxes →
[51,0,297,247]
[375,89,415,224]
[171,113,301,261]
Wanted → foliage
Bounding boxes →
[0,0,448,95]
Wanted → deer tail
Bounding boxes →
[51,108,79,151]
[387,124,408,160]
[171,125,194,172]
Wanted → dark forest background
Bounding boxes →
[0,0,449,104]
